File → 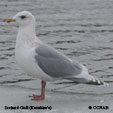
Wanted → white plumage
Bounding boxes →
[6,11,106,101]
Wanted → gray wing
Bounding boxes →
[35,43,82,78]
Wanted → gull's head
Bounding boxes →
[6,11,35,27]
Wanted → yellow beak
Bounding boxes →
[5,18,15,23]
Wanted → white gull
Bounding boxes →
[6,11,105,101]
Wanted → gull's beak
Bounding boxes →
[5,18,15,23]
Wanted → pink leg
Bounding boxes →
[29,80,46,101]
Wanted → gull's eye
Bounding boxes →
[20,15,26,19]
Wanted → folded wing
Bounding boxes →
[35,43,82,79]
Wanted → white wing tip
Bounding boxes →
[88,75,107,86]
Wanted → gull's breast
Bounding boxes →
[15,44,53,81]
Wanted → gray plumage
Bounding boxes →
[35,43,82,79]
[12,11,106,86]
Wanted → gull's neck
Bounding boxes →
[17,20,38,44]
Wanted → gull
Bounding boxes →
[6,11,105,101]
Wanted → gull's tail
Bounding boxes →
[67,74,106,85]
[85,74,106,85]
[67,64,107,86]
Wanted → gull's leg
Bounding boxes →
[29,80,46,101]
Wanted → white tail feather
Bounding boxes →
[86,74,106,85]
[71,64,107,85]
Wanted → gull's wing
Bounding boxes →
[35,43,82,79]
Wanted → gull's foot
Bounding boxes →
[29,94,45,101]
